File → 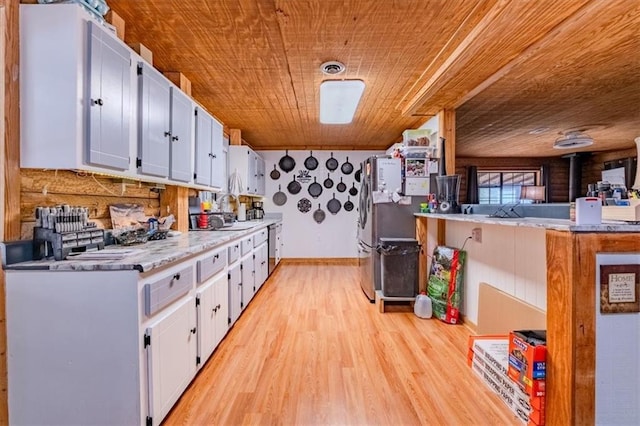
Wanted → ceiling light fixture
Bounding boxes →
[553,131,594,149]
[319,79,365,124]
[320,61,346,75]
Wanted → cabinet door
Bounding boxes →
[87,21,131,171]
[194,108,213,186]
[256,242,269,289]
[228,263,242,326]
[213,273,229,348]
[139,63,171,177]
[210,117,225,189]
[196,278,216,366]
[241,256,255,308]
[256,155,266,195]
[146,296,197,424]
[247,150,258,194]
[169,87,193,182]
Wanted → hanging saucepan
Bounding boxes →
[344,196,354,212]
[287,175,301,194]
[336,177,347,193]
[273,185,287,206]
[327,193,342,215]
[341,157,354,175]
[313,203,326,224]
[297,198,312,213]
[326,152,339,171]
[349,182,358,196]
[308,177,323,198]
[279,150,296,173]
[354,167,362,183]
[270,164,281,180]
[323,173,334,189]
[304,151,319,171]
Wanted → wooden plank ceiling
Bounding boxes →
[108,0,640,156]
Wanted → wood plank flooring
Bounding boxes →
[164,264,519,425]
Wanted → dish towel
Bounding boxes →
[228,168,244,198]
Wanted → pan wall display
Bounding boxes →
[259,150,383,258]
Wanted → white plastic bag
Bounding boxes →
[414,293,432,319]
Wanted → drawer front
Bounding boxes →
[228,242,241,264]
[197,248,227,284]
[145,265,194,316]
[241,236,253,256]
[253,228,268,247]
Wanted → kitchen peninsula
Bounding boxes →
[415,212,640,425]
[4,219,280,426]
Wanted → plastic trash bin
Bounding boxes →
[377,238,420,297]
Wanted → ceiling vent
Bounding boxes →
[553,131,594,149]
[320,61,345,75]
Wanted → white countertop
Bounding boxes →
[414,213,640,232]
[6,219,280,272]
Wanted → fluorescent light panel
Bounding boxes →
[320,80,365,124]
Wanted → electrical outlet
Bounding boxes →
[472,227,482,243]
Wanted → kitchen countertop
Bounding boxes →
[5,219,280,272]
[414,213,640,232]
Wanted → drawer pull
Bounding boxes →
[173,273,181,281]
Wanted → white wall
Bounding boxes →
[258,150,382,258]
[428,218,547,324]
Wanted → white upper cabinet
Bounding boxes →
[87,21,131,170]
[138,62,171,177]
[169,88,194,182]
[229,146,265,196]
[194,107,225,189]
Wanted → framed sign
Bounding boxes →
[599,264,640,314]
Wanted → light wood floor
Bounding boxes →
[164,264,519,425]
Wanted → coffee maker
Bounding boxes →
[435,175,461,213]
[252,201,265,220]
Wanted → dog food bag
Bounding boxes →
[427,245,466,324]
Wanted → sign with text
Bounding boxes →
[599,264,640,314]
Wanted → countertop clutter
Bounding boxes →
[6,219,280,272]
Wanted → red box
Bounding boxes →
[508,330,546,395]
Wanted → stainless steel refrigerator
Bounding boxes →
[357,156,423,301]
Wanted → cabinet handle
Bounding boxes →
[190,327,197,334]
[91,98,104,106]
[212,306,217,313]
[214,254,220,259]
[164,131,171,137]
[217,304,221,310]
[172,135,179,141]
[173,273,181,281]
[209,153,216,159]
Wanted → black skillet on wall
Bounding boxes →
[287,175,301,194]
[344,196,354,212]
[279,150,296,173]
[341,157,354,175]
[323,173,334,189]
[327,193,342,215]
[313,203,326,224]
[336,177,347,193]
[326,152,339,171]
[270,164,280,180]
[349,182,358,196]
[308,177,323,198]
[304,151,319,171]
[354,167,362,183]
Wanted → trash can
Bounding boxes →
[377,238,420,297]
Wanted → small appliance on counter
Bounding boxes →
[435,175,461,213]
[252,201,265,220]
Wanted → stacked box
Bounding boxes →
[468,335,546,425]
[508,330,546,397]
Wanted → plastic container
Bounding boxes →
[414,294,432,319]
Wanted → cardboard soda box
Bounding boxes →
[508,330,546,396]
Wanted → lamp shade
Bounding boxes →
[520,185,545,203]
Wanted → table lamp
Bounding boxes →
[520,185,546,203]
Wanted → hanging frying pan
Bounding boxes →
[304,151,319,171]
[287,175,301,194]
[297,198,312,213]
[273,185,287,206]
[341,157,354,175]
[279,150,296,173]
[270,164,281,180]
[344,196,354,212]
[326,152,339,171]
[336,177,347,193]
[349,182,358,196]
[354,167,362,183]
[323,173,334,189]
[313,203,326,224]
[308,177,323,198]
[327,193,341,215]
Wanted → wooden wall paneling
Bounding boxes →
[230,129,242,146]
[545,230,640,425]
[159,185,188,232]
[438,109,456,175]
[415,216,428,293]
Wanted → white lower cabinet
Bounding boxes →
[196,273,229,366]
[255,242,269,290]
[241,253,255,308]
[228,262,242,326]
[145,296,197,424]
